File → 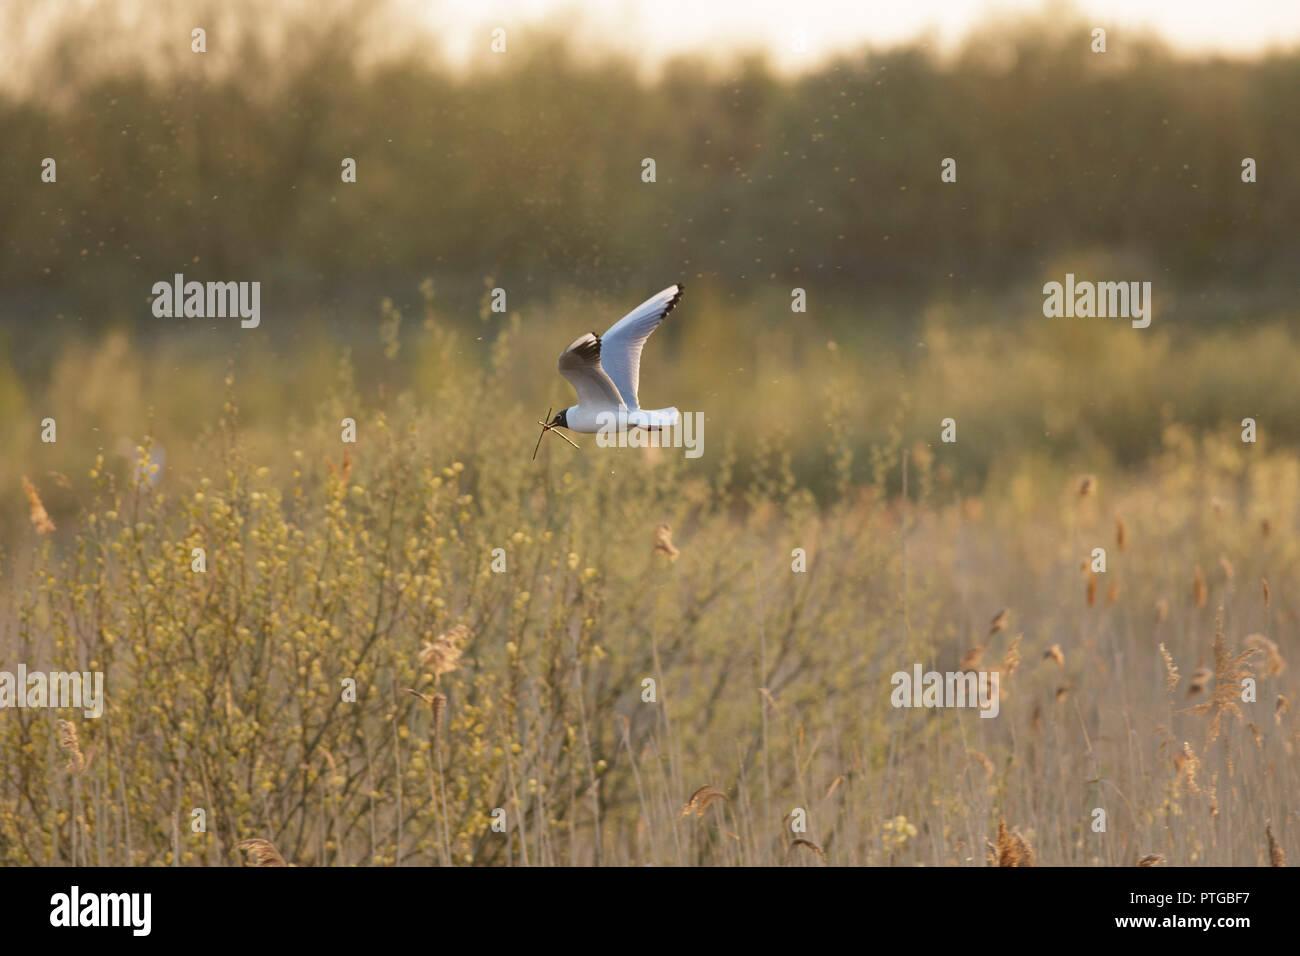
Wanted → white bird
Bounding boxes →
[546,284,684,435]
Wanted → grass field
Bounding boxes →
[1,293,1294,866]
[2,0,1297,869]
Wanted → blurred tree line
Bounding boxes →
[0,0,1296,349]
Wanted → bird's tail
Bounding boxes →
[627,407,680,430]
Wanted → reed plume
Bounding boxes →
[680,785,726,818]
[21,476,55,534]
[57,720,85,775]
[1243,634,1285,676]
[418,624,471,679]
[652,523,680,560]
[1159,643,1180,693]
[1186,609,1262,743]
[988,608,1008,636]
[1001,635,1022,677]
[786,839,826,863]
[987,819,1034,867]
[1266,824,1286,866]
[235,838,287,867]
[1193,566,1207,609]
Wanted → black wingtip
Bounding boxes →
[665,283,685,316]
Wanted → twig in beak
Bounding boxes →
[531,407,580,461]
[549,428,579,450]
[532,407,552,461]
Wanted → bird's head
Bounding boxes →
[532,406,579,460]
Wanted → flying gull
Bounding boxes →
[534,284,684,455]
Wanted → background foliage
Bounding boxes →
[0,1,1296,865]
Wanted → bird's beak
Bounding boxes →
[532,407,579,461]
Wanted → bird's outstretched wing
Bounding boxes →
[558,332,625,408]
[599,284,683,410]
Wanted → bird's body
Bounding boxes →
[548,284,684,435]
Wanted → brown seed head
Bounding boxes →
[430,692,448,738]
[1267,825,1286,867]
[1159,643,1180,693]
[653,523,680,560]
[418,624,471,679]
[1187,611,1263,744]
[235,838,287,867]
[21,476,55,535]
[57,720,85,775]
[680,785,726,818]
[1001,635,1022,677]
[989,819,1034,867]
[786,839,826,864]
[1243,634,1285,677]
